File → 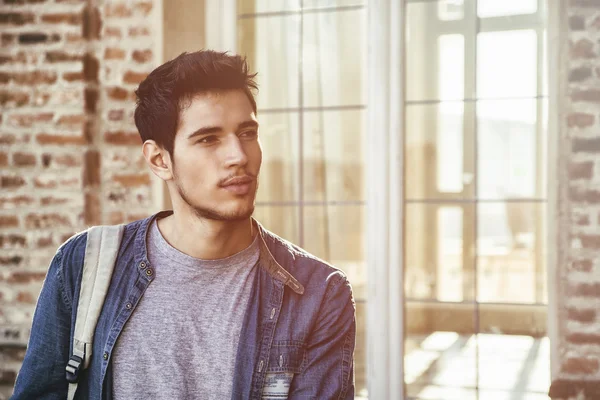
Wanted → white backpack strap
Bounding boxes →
[66,224,124,400]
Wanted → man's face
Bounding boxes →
[169,89,262,221]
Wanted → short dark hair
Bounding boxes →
[134,50,258,156]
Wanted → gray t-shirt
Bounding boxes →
[112,218,260,399]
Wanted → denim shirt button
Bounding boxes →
[139,261,147,269]
[126,303,132,309]
[146,268,154,276]
[103,352,108,360]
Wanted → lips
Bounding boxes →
[221,175,254,195]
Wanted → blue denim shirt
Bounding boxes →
[12,211,356,399]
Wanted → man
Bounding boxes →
[12,50,356,399]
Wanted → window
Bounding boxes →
[236,0,368,396]
[404,0,549,398]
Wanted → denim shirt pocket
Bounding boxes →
[261,341,306,399]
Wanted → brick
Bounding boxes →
[570,38,596,59]
[40,196,70,206]
[569,66,592,82]
[25,213,72,229]
[13,152,36,167]
[123,70,147,85]
[574,212,590,225]
[567,112,595,128]
[37,133,86,145]
[0,215,19,228]
[106,86,131,101]
[0,72,10,83]
[573,137,600,153]
[12,71,58,85]
[42,153,80,168]
[5,272,46,284]
[0,91,30,107]
[85,88,98,113]
[108,109,124,121]
[571,89,600,102]
[0,12,35,25]
[84,150,100,186]
[2,33,15,46]
[567,333,600,346]
[0,234,26,248]
[569,161,594,179]
[570,0,600,6]
[579,234,600,249]
[0,152,7,166]
[0,255,24,267]
[135,2,153,15]
[62,71,83,82]
[104,26,122,38]
[41,13,81,25]
[82,5,102,40]
[105,130,141,145]
[84,192,100,225]
[132,49,152,63]
[569,15,586,30]
[561,356,600,375]
[18,33,60,45]
[105,3,132,18]
[105,47,126,60]
[57,114,86,129]
[1,175,26,189]
[37,235,53,248]
[571,282,600,296]
[568,308,596,323]
[0,195,34,209]
[8,113,54,128]
[45,51,82,63]
[128,26,150,37]
[33,176,57,189]
[83,53,99,82]
[112,173,150,187]
[66,33,82,43]
[109,211,124,224]
[16,291,36,304]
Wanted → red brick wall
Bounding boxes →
[551,0,600,399]
[0,0,160,394]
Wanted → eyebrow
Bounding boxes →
[187,120,259,140]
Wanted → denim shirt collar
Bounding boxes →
[133,210,305,295]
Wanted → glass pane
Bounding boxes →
[238,0,300,14]
[253,206,299,244]
[477,203,546,304]
[302,0,365,8]
[477,0,537,18]
[405,203,475,302]
[303,110,364,202]
[355,301,368,398]
[303,205,366,300]
[405,303,477,400]
[477,30,537,99]
[302,8,366,107]
[438,0,465,21]
[256,112,299,203]
[407,2,466,102]
[406,103,473,199]
[478,335,550,399]
[477,99,545,199]
[238,16,300,109]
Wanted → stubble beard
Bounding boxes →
[174,176,258,222]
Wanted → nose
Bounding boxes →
[223,135,248,168]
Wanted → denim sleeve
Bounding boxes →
[12,249,72,399]
[290,273,356,399]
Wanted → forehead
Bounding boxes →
[178,90,256,129]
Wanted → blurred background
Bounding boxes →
[0,0,598,399]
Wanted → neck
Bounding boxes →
[157,211,255,260]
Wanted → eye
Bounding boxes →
[239,130,258,139]
[197,135,218,144]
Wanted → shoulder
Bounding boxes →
[261,228,352,297]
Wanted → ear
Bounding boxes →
[142,140,173,181]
